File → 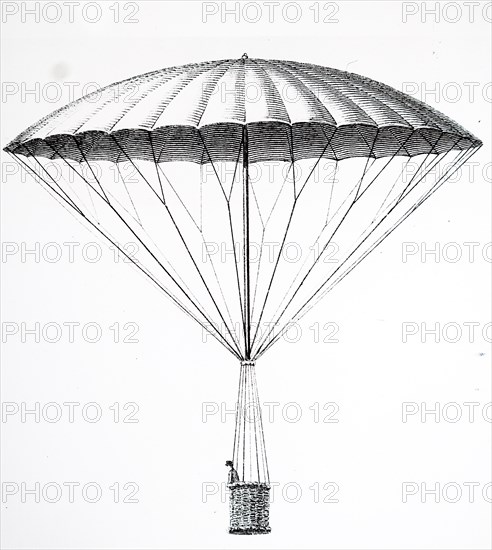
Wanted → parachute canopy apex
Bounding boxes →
[4,58,481,164]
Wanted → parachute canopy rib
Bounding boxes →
[4,58,481,163]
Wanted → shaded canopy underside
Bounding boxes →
[4,58,481,163]
[5,124,479,165]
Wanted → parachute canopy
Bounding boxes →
[5,56,482,362]
[4,57,480,163]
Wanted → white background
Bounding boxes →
[1,1,491,549]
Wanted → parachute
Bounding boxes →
[4,55,482,534]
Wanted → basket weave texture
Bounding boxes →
[228,482,271,534]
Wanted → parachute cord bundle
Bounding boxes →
[229,360,271,534]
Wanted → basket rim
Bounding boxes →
[228,481,271,488]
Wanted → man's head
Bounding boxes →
[225,460,234,468]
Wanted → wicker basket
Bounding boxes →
[228,482,271,534]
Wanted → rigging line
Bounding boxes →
[289,126,296,199]
[13,154,241,359]
[110,135,166,206]
[249,364,260,483]
[275,161,372,324]
[353,130,417,205]
[249,174,265,228]
[56,148,200,303]
[367,136,461,235]
[10,152,100,235]
[255,147,477,359]
[167,135,244,348]
[53,143,108,205]
[112,134,243,357]
[113,167,210,312]
[368,153,439,231]
[364,128,420,221]
[418,129,451,154]
[394,134,457,203]
[252,364,269,483]
[200,154,204,232]
[53,144,144,230]
[156,164,200,231]
[234,363,244,469]
[61,139,100,220]
[395,136,464,204]
[253,169,359,353]
[253,141,377,357]
[252,138,386,358]
[155,166,240,342]
[264,161,294,227]
[197,131,229,203]
[394,135,450,203]
[242,364,247,480]
[325,160,339,224]
[265,161,340,325]
[59,149,242,358]
[114,162,144,226]
[228,137,245,202]
[296,141,334,202]
[86,169,99,221]
[249,140,333,353]
[354,129,380,199]
[251,366,261,482]
[320,125,340,161]
[227,203,247,348]
[249,161,295,322]
[251,366,266,483]
[247,363,253,481]
[39,141,94,214]
[249,162,296,323]
[197,132,248,356]
[249,225,266,322]
[366,156,413,233]
[388,150,437,208]
[320,160,371,232]
[24,147,83,215]
[243,125,252,359]
[149,133,166,202]
[73,140,111,203]
[161,199,244,358]
[232,362,245,468]
[248,163,297,353]
[261,139,377,330]
[355,155,378,198]
[283,147,476,331]
[225,136,247,351]
[385,128,411,158]
[247,179,268,325]
[390,147,471,216]
[60,150,204,309]
[26,163,241,360]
